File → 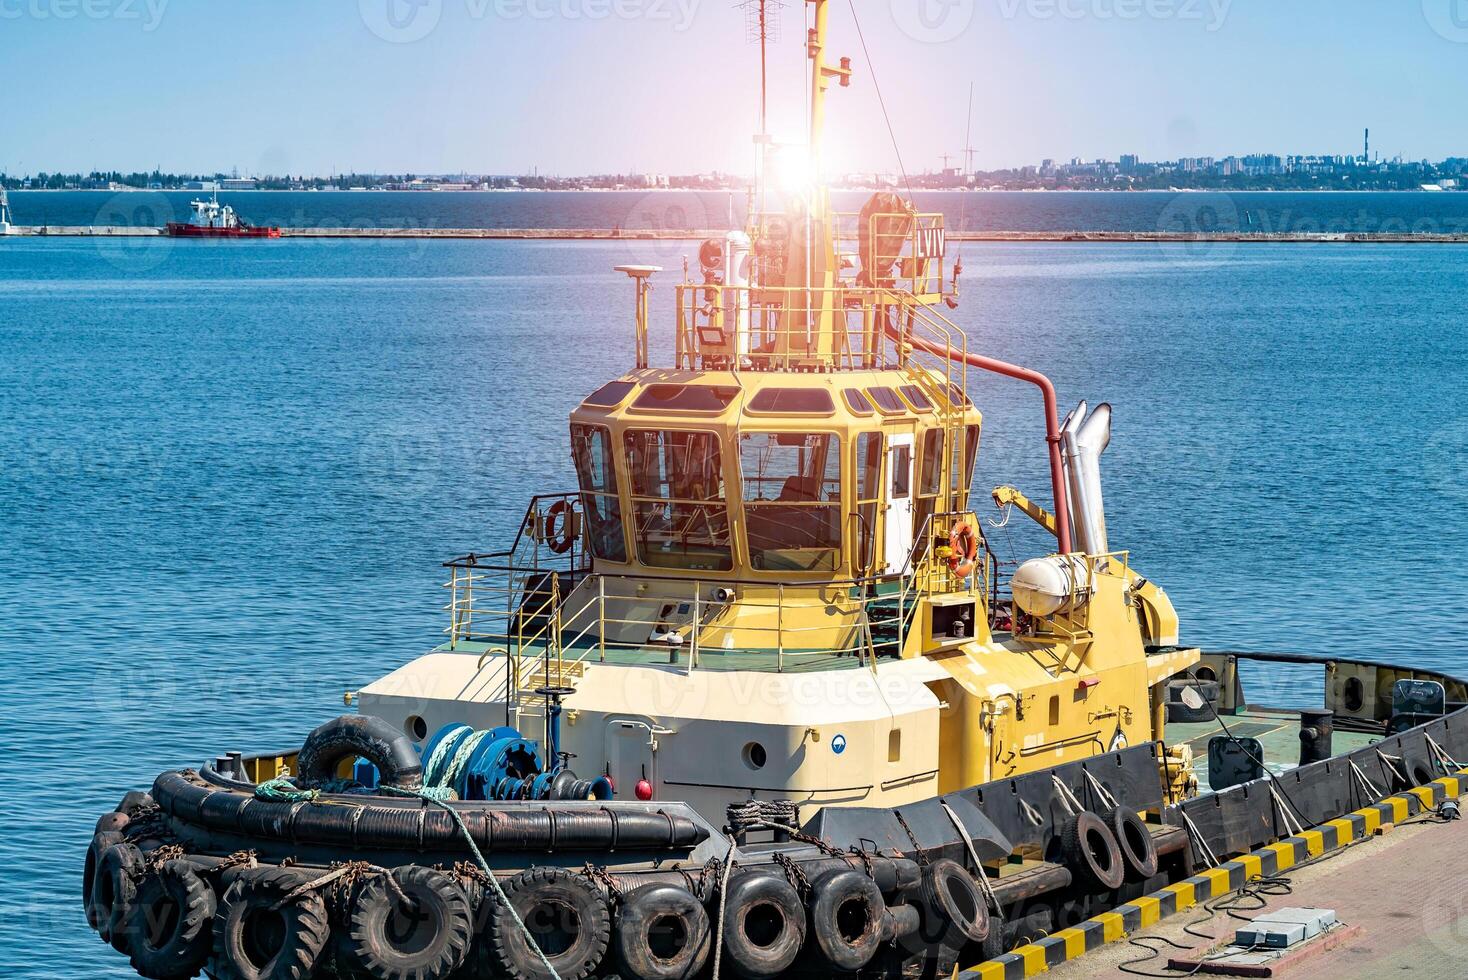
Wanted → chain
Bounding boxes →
[893,809,929,867]
[144,844,186,874]
[579,862,623,903]
[771,852,811,898]
[216,849,259,872]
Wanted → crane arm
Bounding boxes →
[991,485,1058,537]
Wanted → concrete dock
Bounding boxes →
[1047,814,1468,978]
[5,226,1468,243]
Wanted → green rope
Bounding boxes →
[381,785,560,980]
[254,777,320,803]
[439,729,494,795]
[423,724,472,788]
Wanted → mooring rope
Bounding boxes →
[380,785,560,980]
[1177,809,1222,870]
[1082,768,1119,811]
[1425,734,1463,774]
[939,800,1003,921]
[710,840,737,980]
[1348,758,1383,801]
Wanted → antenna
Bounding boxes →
[738,0,784,139]
[962,82,977,179]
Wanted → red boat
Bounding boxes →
[164,192,280,238]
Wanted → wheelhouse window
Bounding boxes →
[914,428,944,539]
[950,424,980,509]
[570,424,627,562]
[855,432,882,575]
[740,432,842,572]
[624,429,732,571]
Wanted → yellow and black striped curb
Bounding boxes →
[960,772,1467,979]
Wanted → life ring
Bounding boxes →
[488,867,610,980]
[947,522,979,578]
[717,872,805,980]
[545,500,579,555]
[808,868,885,971]
[126,859,216,980]
[212,867,330,980]
[613,883,711,980]
[343,866,472,980]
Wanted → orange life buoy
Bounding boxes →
[545,500,578,555]
[948,522,979,578]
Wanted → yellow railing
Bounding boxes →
[445,506,1000,697]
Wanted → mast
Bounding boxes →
[804,0,849,221]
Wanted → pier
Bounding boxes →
[5,226,1468,243]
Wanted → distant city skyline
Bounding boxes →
[3,1,1466,175]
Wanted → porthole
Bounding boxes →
[1343,677,1365,713]
[1195,665,1217,683]
[405,715,428,741]
[742,742,767,770]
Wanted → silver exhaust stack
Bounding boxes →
[1060,401,1113,556]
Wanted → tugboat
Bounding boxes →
[83,5,1468,980]
[164,190,280,238]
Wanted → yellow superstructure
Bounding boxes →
[357,0,1198,824]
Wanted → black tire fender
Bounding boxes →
[295,715,422,791]
[126,859,217,980]
[95,841,146,952]
[717,871,806,980]
[97,811,132,835]
[119,790,156,816]
[613,883,711,980]
[85,830,126,933]
[488,867,611,980]
[345,866,472,980]
[1107,806,1159,883]
[210,866,329,980]
[807,868,885,971]
[1060,810,1125,892]
[919,858,990,947]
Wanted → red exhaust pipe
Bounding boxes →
[887,324,1073,554]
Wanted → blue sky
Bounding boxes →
[3,0,1464,176]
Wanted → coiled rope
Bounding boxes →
[380,784,559,980]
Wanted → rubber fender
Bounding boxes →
[94,841,146,952]
[84,831,126,933]
[614,883,711,980]
[126,859,217,980]
[210,866,329,980]
[97,811,132,835]
[291,801,360,849]
[1403,754,1437,790]
[488,866,611,980]
[919,858,990,948]
[344,866,472,980]
[717,872,806,980]
[296,715,423,791]
[1060,810,1125,892]
[1107,806,1159,882]
[118,790,156,817]
[807,868,886,971]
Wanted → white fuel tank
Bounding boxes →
[1010,555,1096,618]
